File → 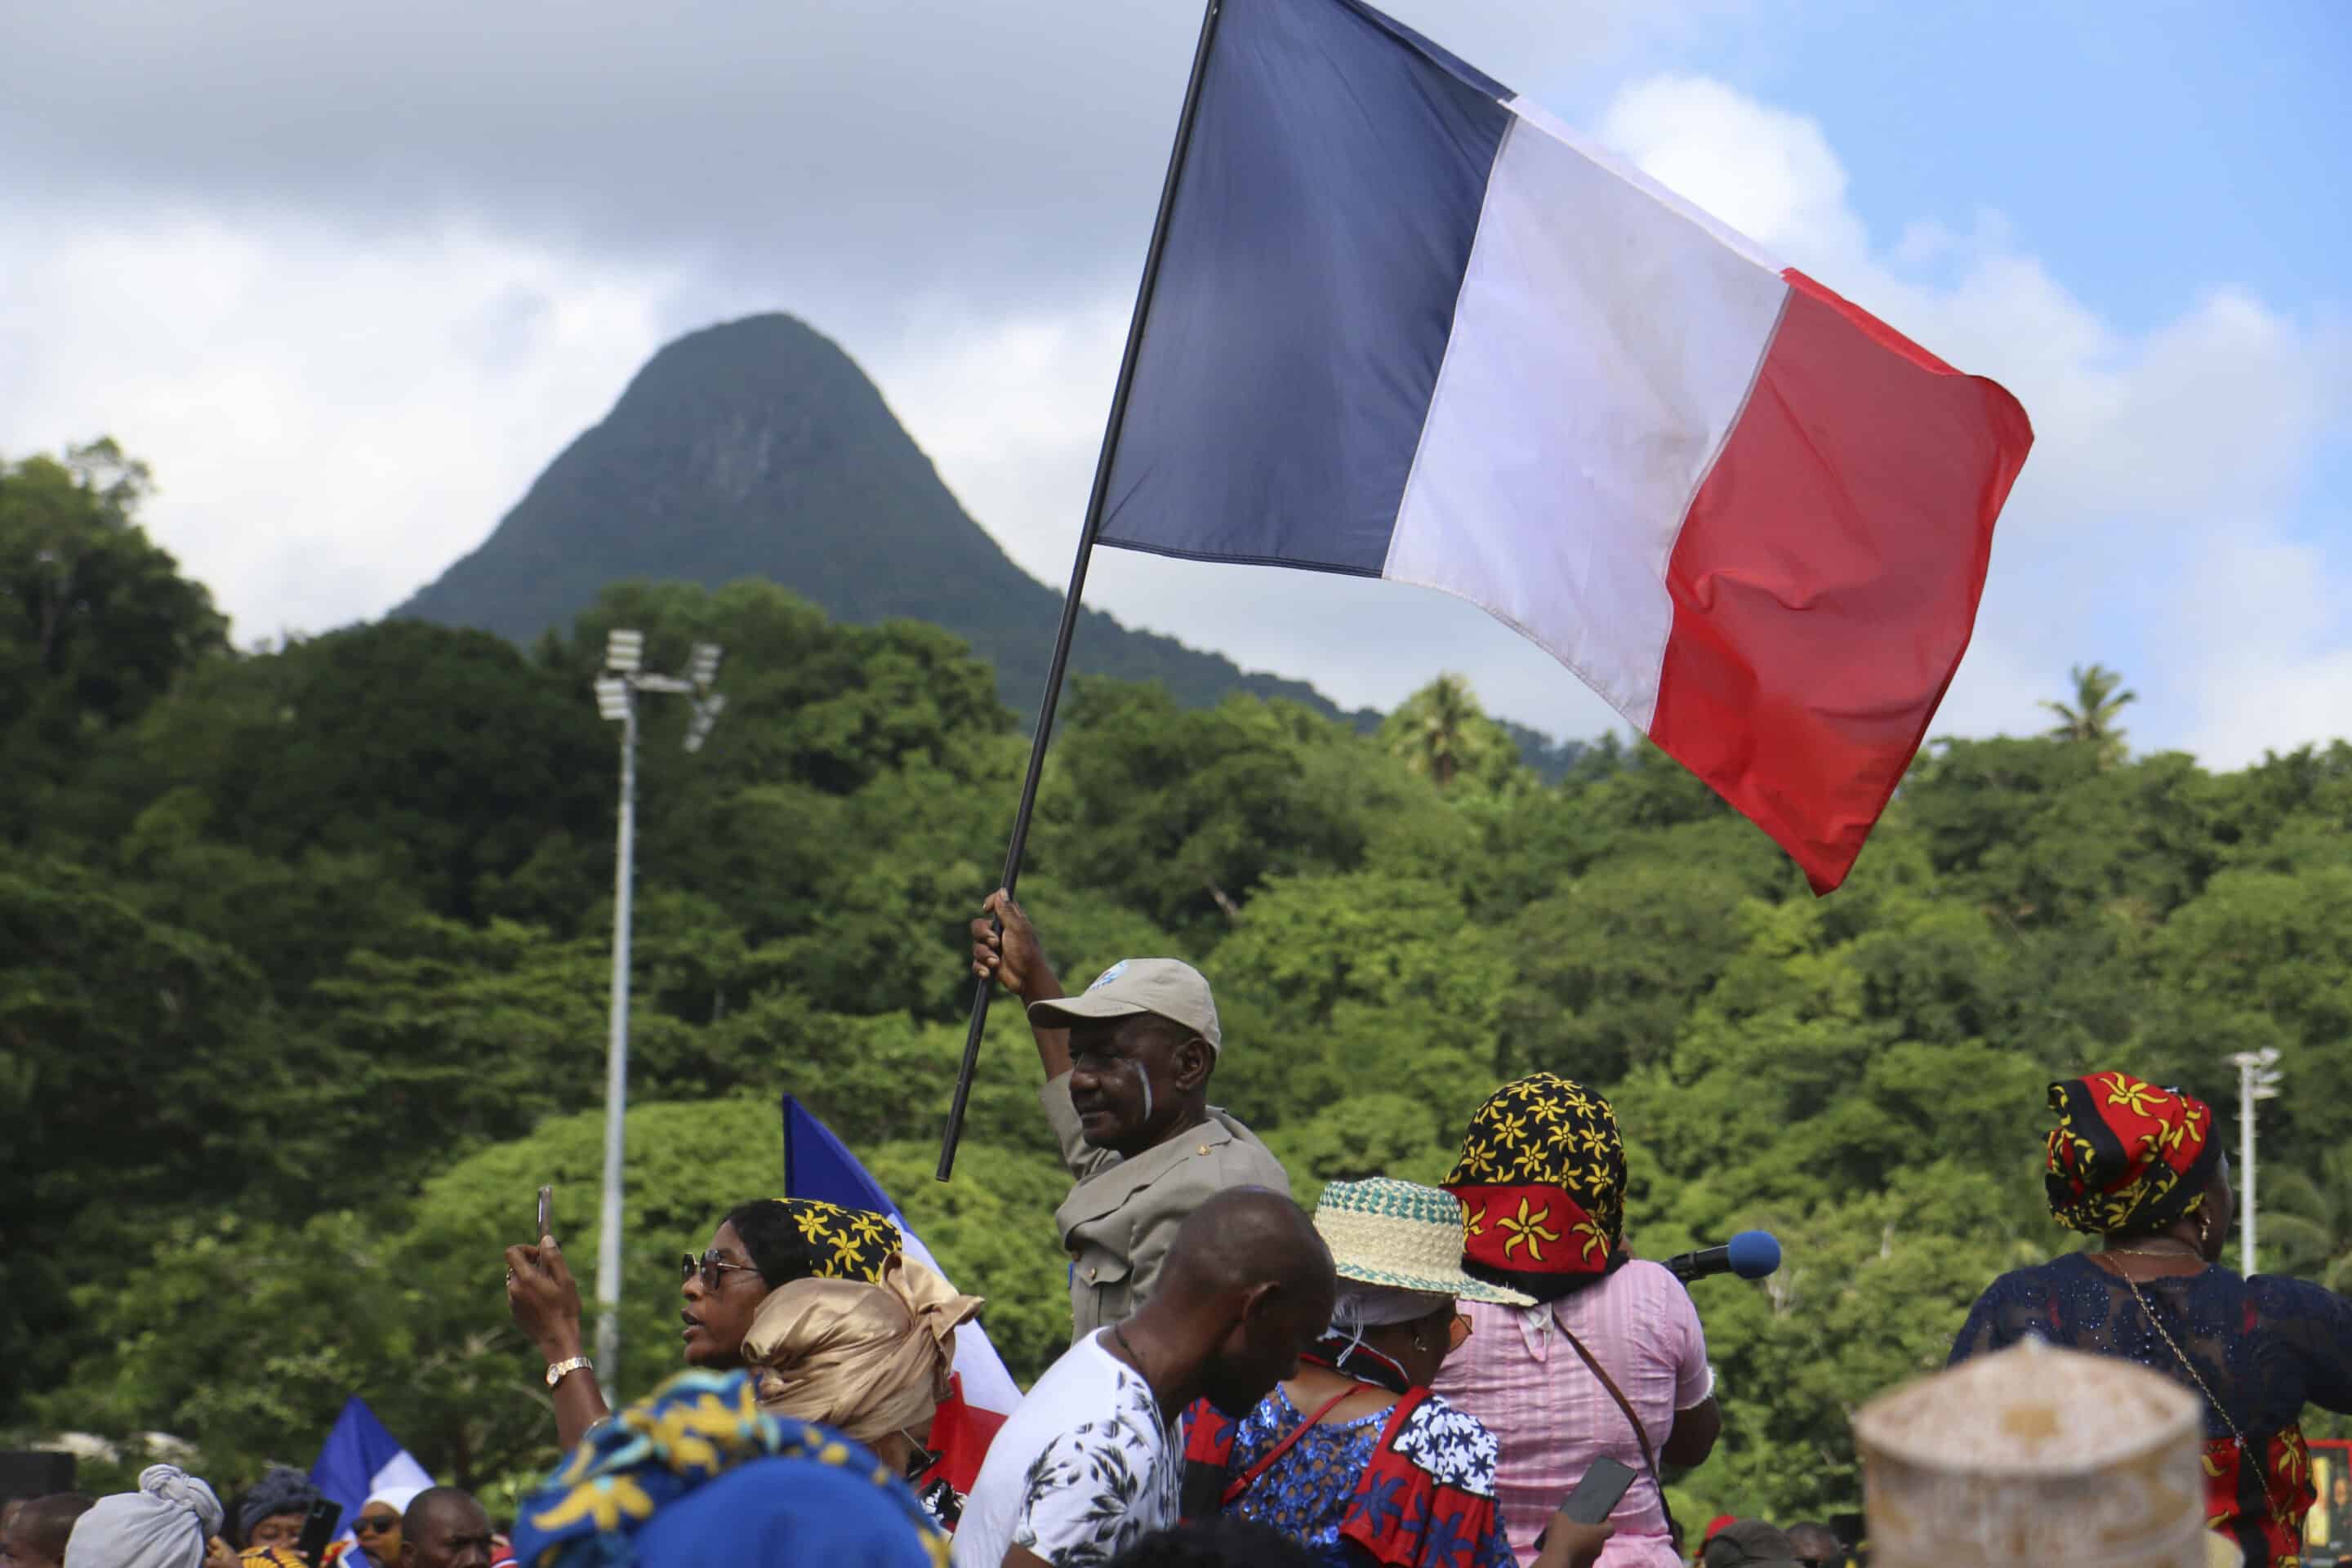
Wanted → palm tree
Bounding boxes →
[2264,1146,2352,1292]
[1380,673,1492,790]
[2041,663,2137,768]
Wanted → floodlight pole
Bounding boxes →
[2229,1048,2283,1277]
[589,635,724,1408]
[595,689,639,1406]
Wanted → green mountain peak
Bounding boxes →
[392,312,1365,722]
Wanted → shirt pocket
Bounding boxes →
[1073,1245,1134,1318]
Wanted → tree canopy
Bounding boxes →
[4,439,2346,1519]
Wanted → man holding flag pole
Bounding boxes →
[968,891,1289,1343]
[935,0,2029,1181]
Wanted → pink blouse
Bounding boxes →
[1432,1260,1713,1568]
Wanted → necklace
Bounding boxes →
[2105,1240,2201,1261]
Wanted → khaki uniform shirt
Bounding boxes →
[1041,1071,1291,1342]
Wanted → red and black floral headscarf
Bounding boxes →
[2044,1071,2220,1236]
[1443,1073,1626,1300]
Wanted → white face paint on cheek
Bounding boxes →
[1139,1071,1153,1125]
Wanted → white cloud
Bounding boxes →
[1,37,2341,763]
[0,216,689,639]
[1583,74,2350,757]
[2178,540,2352,767]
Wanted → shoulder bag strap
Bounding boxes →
[1220,1388,1359,1507]
[1554,1320,1682,1544]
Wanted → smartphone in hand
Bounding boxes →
[537,1185,554,1239]
[294,1499,342,1564]
[1561,1456,1637,1525]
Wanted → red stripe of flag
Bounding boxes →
[1650,269,2034,892]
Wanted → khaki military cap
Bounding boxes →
[1027,958,1221,1057]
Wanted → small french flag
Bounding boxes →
[1099,0,2033,892]
[308,1398,431,1561]
[782,1096,1018,1488]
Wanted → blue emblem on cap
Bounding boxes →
[1088,961,1129,992]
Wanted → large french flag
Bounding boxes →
[781,1096,1019,1486]
[1100,0,2033,891]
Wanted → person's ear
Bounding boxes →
[1233,1279,1282,1343]
[1169,1035,1213,1094]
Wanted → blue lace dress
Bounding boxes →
[1223,1386,1388,1557]
[1204,1385,1516,1568]
[1951,1253,2352,1566]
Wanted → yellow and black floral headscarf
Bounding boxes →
[2045,1072,2219,1236]
[1443,1073,1627,1299]
[753,1198,902,1285]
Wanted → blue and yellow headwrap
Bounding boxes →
[511,1370,946,1568]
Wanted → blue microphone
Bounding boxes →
[1662,1230,1780,1284]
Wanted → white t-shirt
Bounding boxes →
[951,1330,1181,1568]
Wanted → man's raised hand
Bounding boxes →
[971,888,1053,999]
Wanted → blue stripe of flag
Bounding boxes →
[309,1397,427,1547]
[1099,0,1514,574]
[782,1094,900,1214]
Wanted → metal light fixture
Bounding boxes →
[605,628,644,675]
[586,629,732,1405]
[684,693,727,755]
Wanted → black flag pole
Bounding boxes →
[936,0,1227,1182]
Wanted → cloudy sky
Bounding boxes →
[3,0,2345,762]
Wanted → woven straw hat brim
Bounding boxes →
[1333,1258,1534,1306]
[1314,1189,1535,1307]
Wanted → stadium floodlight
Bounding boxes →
[585,633,733,1405]
[605,628,645,674]
[684,693,727,754]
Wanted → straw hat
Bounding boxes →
[1312,1178,1535,1306]
[1855,1338,2239,1568]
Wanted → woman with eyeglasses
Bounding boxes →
[349,1489,421,1568]
[1179,1178,1611,1568]
[506,1196,984,1527]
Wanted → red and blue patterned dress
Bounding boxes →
[1952,1254,2352,1567]
[1183,1385,1516,1568]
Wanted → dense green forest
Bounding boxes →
[5,441,2349,1526]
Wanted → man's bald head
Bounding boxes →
[1784,1522,1842,1565]
[3,1494,95,1568]
[399,1490,491,1568]
[1160,1187,1330,1300]
[1149,1187,1334,1417]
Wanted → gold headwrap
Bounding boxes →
[739,1253,982,1447]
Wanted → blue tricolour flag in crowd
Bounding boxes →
[309,1396,431,1559]
[782,1095,1022,1419]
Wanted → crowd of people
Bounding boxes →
[0,1474,493,1568]
[11,896,2350,1568]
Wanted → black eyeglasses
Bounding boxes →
[680,1250,763,1289]
[354,1517,401,1536]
